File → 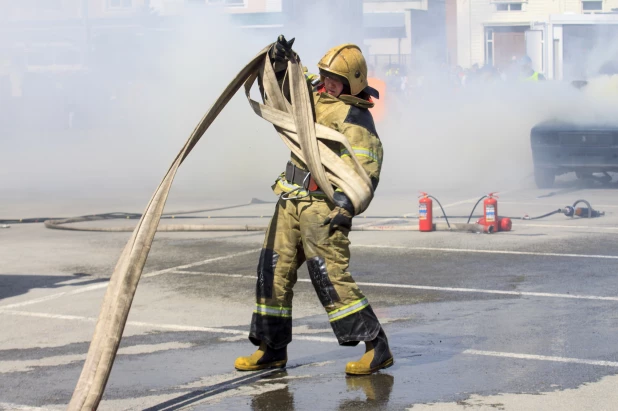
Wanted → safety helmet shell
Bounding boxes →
[317,44,368,96]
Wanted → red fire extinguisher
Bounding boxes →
[419,192,433,232]
[483,193,499,233]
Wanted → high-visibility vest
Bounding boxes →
[524,72,540,81]
[386,68,399,77]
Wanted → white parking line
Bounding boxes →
[355,282,618,302]
[353,244,618,259]
[1,309,616,369]
[170,271,618,302]
[500,201,618,209]
[517,223,618,231]
[0,309,336,344]
[0,283,112,310]
[0,403,58,411]
[462,349,618,367]
[0,249,260,310]
[172,271,247,278]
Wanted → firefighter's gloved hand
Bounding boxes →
[323,207,353,236]
[270,35,295,73]
[323,192,355,236]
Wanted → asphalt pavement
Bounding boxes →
[1,177,618,410]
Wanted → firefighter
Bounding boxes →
[519,55,545,81]
[234,36,393,375]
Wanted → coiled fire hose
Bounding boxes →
[67,43,375,410]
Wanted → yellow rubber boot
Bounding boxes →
[345,328,393,375]
[234,342,287,371]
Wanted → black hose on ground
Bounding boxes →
[516,209,563,220]
[0,198,274,225]
[3,197,601,230]
[0,212,141,225]
[445,197,598,223]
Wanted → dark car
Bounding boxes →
[530,120,618,188]
[530,61,618,188]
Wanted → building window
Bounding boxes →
[582,1,602,12]
[495,3,523,11]
[485,29,494,66]
[108,0,133,8]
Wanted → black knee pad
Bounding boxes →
[257,248,278,299]
[307,256,340,307]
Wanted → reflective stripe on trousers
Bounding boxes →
[328,298,369,322]
[254,303,292,318]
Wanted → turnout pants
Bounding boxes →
[249,197,382,349]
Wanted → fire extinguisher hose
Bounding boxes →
[428,195,451,228]
[461,196,598,223]
[466,195,488,224]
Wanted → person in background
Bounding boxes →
[519,55,545,81]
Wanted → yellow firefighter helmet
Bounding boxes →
[317,44,368,96]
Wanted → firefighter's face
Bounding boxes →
[324,75,344,97]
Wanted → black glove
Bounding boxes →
[270,35,295,73]
[323,192,355,236]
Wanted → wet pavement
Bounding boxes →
[1,182,618,410]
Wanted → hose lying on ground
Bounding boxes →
[43,218,484,233]
[68,44,375,411]
[3,194,598,233]
[459,195,601,223]
[0,198,274,225]
[27,197,598,233]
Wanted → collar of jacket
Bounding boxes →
[317,90,375,109]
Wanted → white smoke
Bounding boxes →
[3,4,618,216]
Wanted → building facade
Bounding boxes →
[152,0,442,74]
[0,0,452,99]
[456,0,618,78]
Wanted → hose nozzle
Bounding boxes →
[563,205,604,218]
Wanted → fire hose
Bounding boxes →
[0,199,271,225]
[457,196,604,223]
[65,43,377,410]
[2,198,601,233]
[3,47,607,411]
